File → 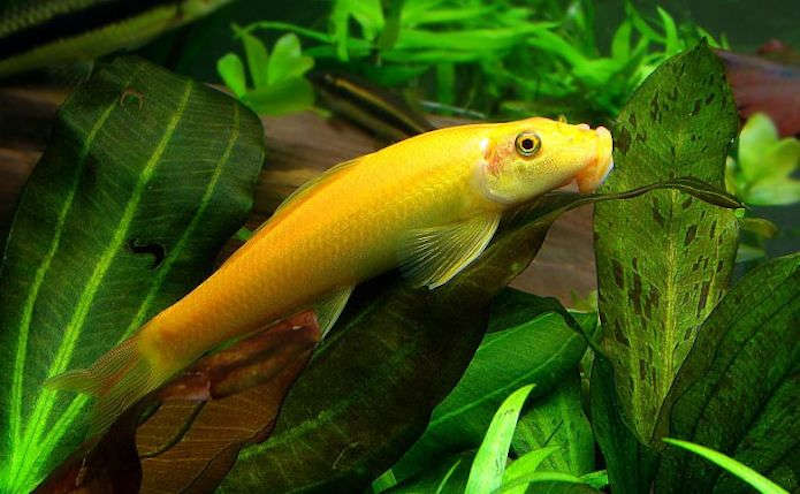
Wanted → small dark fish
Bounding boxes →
[0,0,232,77]
[716,48,800,137]
[311,71,436,141]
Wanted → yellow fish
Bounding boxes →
[46,117,613,433]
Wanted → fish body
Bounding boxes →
[46,117,613,433]
[0,0,232,77]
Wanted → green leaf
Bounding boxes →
[611,20,633,63]
[235,26,270,89]
[732,114,800,206]
[663,439,790,494]
[656,7,680,55]
[502,447,561,484]
[466,384,535,494]
[495,472,598,494]
[654,253,800,493]
[386,452,474,493]
[589,356,658,494]
[241,77,315,116]
[389,289,593,483]
[217,52,247,97]
[331,0,385,60]
[738,113,781,183]
[593,42,740,444]
[266,33,314,85]
[0,57,265,493]
[511,372,594,476]
[579,470,609,490]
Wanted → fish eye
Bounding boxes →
[515,132,541,157]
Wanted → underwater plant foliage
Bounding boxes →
[225,0,725,123]
[593,42,740,444]
[655,253,800,493]
[0,57,265,493]
[217,31,316,116]
[387,290,595,484]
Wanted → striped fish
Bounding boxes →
[0,0,232,77]
[311,71,436,141]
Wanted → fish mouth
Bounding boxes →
[576,126,614,193]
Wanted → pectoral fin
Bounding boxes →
[313,285,354,337]
[400,212,501,289]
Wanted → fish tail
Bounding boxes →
[44,333,165,436]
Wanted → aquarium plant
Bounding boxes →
[0,1,797,493]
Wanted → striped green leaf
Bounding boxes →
[0,57,264,492]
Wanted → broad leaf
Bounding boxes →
[389,289,593,483]
[593,42,740,443]
[0,57,265,493]
[136,314,320,493]
[511,372,594,476]
[465,384,534,494]
[654,253,800,493]
[36,313,319,493]
[589,356,657,494]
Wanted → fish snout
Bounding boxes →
[575,126,614,193]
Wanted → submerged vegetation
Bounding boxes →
[227,0,727,121]
[0,1,797,493]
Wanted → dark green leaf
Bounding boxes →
[389,289,592,483]
[385,452,474,494]
[593,42,740,443]
[0,56,264,493]
[466,384,535,494]
[511,372,594,476]
[663,439,790,494]
[589,356,658,494]
[655,253,800,493]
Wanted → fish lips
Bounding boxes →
[576,126,614,193]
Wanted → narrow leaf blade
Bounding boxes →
[465,384,535,494]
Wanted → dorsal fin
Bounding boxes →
[242,157,364,243]
[273,157,362,215]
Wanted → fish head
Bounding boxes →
[476,117,614,205]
